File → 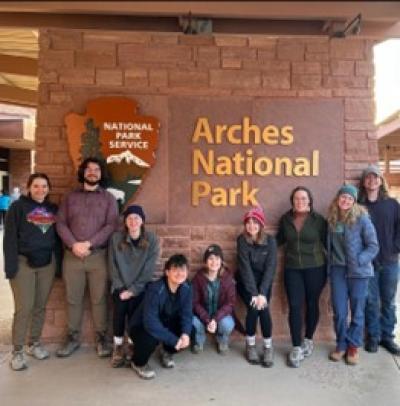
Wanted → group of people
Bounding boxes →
[3,157,400,380]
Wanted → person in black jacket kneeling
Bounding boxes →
[129,254,192,379]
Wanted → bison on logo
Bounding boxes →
[65,97,160,210]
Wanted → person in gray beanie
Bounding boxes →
[108,204,160,367]
[359,165,400,356]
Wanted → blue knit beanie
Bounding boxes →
[337,184,358,200]
[123,204,145,222]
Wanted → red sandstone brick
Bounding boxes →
[248,37,276,50]
[84,31,151,44]
[191,226,206,240]
[333,89,372,98]
[49,91,73,105]
[205,226,240,241]
[345,98,374,121]
[257,49,276,60]
[35,126,61,140]
[306,40,329,53]
[196,46,220,68]
[262,72,290,89]
[156,226,191,237]
[210,69,260,88]
[330,60,354,76]
[49,29,83,50]
[38,87,49,104]
[345,131,367,141]
[37,105,69,126]
[292,61,321,75]
[233,89,296,97]
[169,70,209,87]
[160,87,232,97]
[124,68,148,86]
[118,44,192,66]
[152,34,179,45]
[215,36,248,47]
[179,35,214,46]
[96,69,123,86]
[75,49,116,68]
[367,131,378,140]
[244,60,290,72]
[297,89,332,97]
[39,69,58,84]
[356,61,374,76]
[222,59,242,69]
[221,47,257,60]
[149,69,168,87]
[83,40,116,53]
[39,50,74,69]
[277,40,305,61]
[38,30,50,50]
[292,74,321,89]
[323,75,367,89]
[305,52,330,62]
[330,39,364,60]
[59,68,95,85]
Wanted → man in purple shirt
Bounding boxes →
[56,157,118,358]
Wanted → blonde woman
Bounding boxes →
[327,185,378,365]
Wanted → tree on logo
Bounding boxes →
[80,118,104,161]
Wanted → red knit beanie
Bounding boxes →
[243,206,266,227]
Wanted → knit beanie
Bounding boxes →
[337,184,358,201]
[123,204,145,222]
[244,206,266,227]
[203,244,224,262]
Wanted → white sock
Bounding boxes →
[246,336,256,346]
[127,337,133,345]
[114,336,123,346]
[263,338,272,348]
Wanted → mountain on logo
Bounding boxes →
[107,150,150,167]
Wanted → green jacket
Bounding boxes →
[276,210,327,269]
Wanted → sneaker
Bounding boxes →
[191,343,204,354]
[346,345,359,365]
[287,346,304,368]
[131,362,156,380]
[96,332,112,358]
[329,348,345,362]
[26,342,50,360]
[56,332,80,358]
[10,350,28,371]
[110,344,124,368]
[246,344,259,365]
[160,348,175,368]
[261,346,274,368]
[217,342,229,355]
[380,339,400,356]
[301,338,314,358]
[365,338,379,353]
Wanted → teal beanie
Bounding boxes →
[337,184,358,200]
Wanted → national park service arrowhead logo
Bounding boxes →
[65,97,160,209]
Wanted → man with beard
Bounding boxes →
[56,158,119,358]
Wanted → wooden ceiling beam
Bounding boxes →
[0,54,37,76]
[0,84,37,106]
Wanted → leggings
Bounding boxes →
[112,290,144,337]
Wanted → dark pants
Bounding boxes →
[130,318,180,367]
[284,266,327,346]
[237,281,273,338]
[112,291,144,337]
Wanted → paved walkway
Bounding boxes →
[0,341,399,406]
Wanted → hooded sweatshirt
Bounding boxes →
[3,195,58,279]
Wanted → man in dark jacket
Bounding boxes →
[129,254,192,379]
[359,165,400,355]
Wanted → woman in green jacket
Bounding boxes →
[277,186,327,368]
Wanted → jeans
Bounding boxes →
[365,262,399,342]
[284,266,327,346]
[192,315,234,345]
[330,266,369,350]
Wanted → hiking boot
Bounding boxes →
[346,346,359,365]
[125,343,134,364]
[110,344,124,368]
[329,348,345,362]
[56,332,80,358]
[301,338,314,358]
[10,350,27,371]
[261,346,274,368]
[246,344,259,365]
[191,343,204,354]
[160,348,175,368]
[217,342,229,355]
[96,332,112,358]
[287,346,304,368]
[380,339,400,356]
[26,342,50,360]
[365,338,379,353]
[131,362,156,380]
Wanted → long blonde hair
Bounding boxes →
[327,196,367,229]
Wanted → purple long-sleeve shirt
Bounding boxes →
[56,187,119,249]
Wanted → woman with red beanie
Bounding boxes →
[236,206,277,367]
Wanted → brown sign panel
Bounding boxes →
[65,97,160,208]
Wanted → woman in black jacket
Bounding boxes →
[4,173,60,371]
[236,206,277,367]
